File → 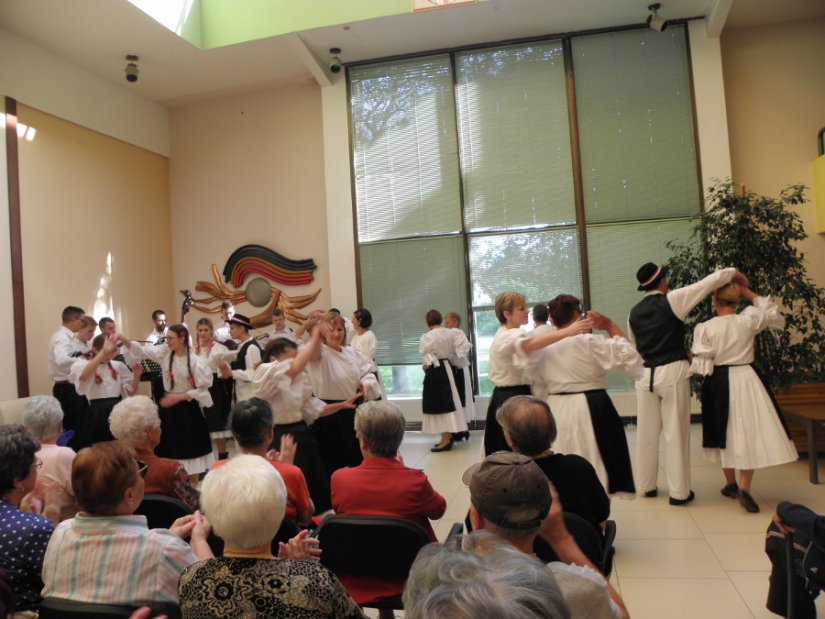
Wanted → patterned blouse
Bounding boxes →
[179,556,366,619]
[0,500,54,610]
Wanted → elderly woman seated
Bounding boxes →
[0,425,55,612]
[41,440,212,609]
[22,395,80,523]
[179,455,365,618]
[403,531,569,619]
[330,400,446,611]
[109,395,200,509]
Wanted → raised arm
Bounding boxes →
[520,317,594,353]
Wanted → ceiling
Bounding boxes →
[1,0,823,108]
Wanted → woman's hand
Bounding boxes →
[278,529,321,561]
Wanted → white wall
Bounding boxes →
[0,26,171,398]
[170,82,332,327]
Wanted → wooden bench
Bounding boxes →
[782,403,825,484]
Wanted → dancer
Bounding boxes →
[69,333,141,449]
[691,281,797,513]
[305,311,380,476]
[238,325,360,514]
[420,309,469,452]
[351,308,386,400]
[629,263,742,505]
[142,323,215,482]
[220,313,261,402]
[483,291,593,456]
[444,311,473,441]
[195,318,234,460]
[518,295,642,495]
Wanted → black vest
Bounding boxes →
[628,294,688,368]
[231,338,261,371]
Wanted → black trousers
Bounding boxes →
[765,524,820,619]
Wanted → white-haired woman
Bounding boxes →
[22,395,79,522]
[179,455,366,619]
[109,395,200,510]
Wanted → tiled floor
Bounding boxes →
[370,425,825,619]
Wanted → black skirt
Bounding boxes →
[312,398,364,478]
[156,399,213,460]
[581,389,635,495]
[274,421,331,515]
[77,396,120,449]
[483,384,531,456]
[204,374,234,433]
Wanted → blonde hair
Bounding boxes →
[79,315,98,329]
[495,292,526,324]
[321,311,346,331]
[444,311,461,327]
[715,282,741,308]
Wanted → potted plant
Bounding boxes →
[665,180,825,397]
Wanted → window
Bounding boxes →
[350,25,700,397]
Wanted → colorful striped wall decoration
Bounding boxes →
[223,244,317,288]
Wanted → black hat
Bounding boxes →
[228,314,253,330]
[636,262,668,291]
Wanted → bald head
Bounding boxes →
[495,395,556,457]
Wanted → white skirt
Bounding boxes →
[703,365,798,469]
[422,410,468,435]
[546,393,609,494]
[179,451,217,476]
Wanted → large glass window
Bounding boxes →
[349,26,700,398]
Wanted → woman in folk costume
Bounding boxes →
[305,311,381,475]
[443,311,473,442]
[420,310,470,452]
[483,291,594,456]
[691,281,797,513]
[234,324,360,514]
[142,323,215,482]
[194,317,234,460]
[517,295,642,496]
[350,308,387,400]
[70,333,141,449]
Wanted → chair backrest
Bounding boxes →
[39,598,138,618]
[534,513,615,577]
[134,493,193,530]
[313,514,432,578]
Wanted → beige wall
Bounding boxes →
[169,83,332,329]
[721,17,825,288]
[17,106,174,396]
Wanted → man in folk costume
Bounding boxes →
[219,314,262,402]
[628,262,744,505]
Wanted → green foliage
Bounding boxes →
[665,180,825,392]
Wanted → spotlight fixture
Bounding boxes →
[329,47,342,74]
[646,3,668,32]
[125,54,139,83]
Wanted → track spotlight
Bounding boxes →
[646,3,668,32]
[125,54,139,83]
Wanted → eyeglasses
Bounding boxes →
[31,457,43,470]
[136,460,148,478]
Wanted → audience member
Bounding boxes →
[0,425,55,612]
[463,451,628,619]
[22,396,79,523]
[404,531,570,619]
[331,401,446,610]
[496,395,609,532]
[41,441,212,608]
[211,398,313,527]
[109,395,200,510]
[765,501,825,618]
[179,455,365,619]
